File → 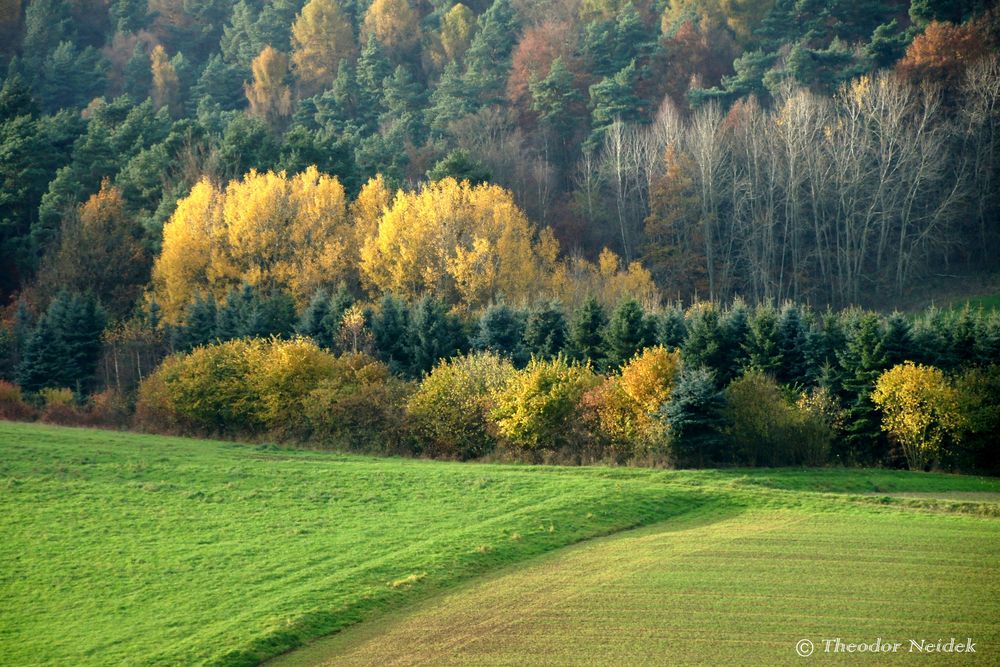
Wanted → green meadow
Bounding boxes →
[1,421,998,666]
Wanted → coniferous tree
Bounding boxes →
[474,302,527,366]
[776,303,809,385]
[656,306,687,351]
[176,292,217,350]
[587,60,642,149]
[604,298,655,368]
[408,295,466,378]
[17,291,105,392]
[682,304,727,384]
[568,296,607,368]
[661,366,726,468]
[523,301,568,359]
[426,61,471,137]
[837,313,890,464]
[463,0,519,106]
[745,303,781,376]
[371,293,411,373]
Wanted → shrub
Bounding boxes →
[250,337,338,437]
[491,357,600,458]
[954,365,1000,472]
[39,387,84,425]
[723,371,832,467]
[302,353,410,452]
[83,389,131,428]
[406,352,515,459]
[0,381,37,421]
[581,347,680,463]
[872,362,964,471]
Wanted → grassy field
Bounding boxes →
[1,422,998,666]
[286,507,999,666]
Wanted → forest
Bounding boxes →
[0,0,998,470]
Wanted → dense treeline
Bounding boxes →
[2,292,998,471]
[1,0,998,312]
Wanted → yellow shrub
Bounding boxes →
[872,362,964,471]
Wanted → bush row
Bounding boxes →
[110,338,996,471]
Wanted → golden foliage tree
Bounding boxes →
[362,0,421,62]
[291,0,357,95]
[150,44,180,116]
[37,180,149,319]
[872,362,965,471]
[439,3,476,63]
[245,46,293,129]
[359,177,561,310]
[151,167,353,322]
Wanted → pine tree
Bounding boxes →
[660,366,726,468]
[656,306,687,351]
[426,61,471,137]
[176,292,217,350]
[529,57,580,160]
[474,302,527,366]
[587,60,642,150]
[568,296,607,368]
[380,65,426,144]
[604,298,655,368]
[463,0,519,106]
[523,301,568,359]
[408,295,466,377]
[357,32,392,113]
[123,42,152,102]
[371,293,411,373]
[220,1,259,68]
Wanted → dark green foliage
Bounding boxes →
[882,312,913,368]
[568,296,607,368]
[192,55,246,111]
[866,20,909,68]
[776,303,809,386]
[523,302,568,359]
[408,296,467,377]
[216,115,280,179]
[175,292,217,351]
[661,366,725,468]
[296,286,353,348]
[380,65,427,144]
[587,60,643,149]
[656,306,687,350]
[474,302,526,366]
[371,293,411,373]
[836,313,890,465]
[682,304,729,384]
[17,291,106,392]
[123,43,152,102]
[357,34,392,113]
[463,0,519,106]
[745,303,781,375]
[426,61,471,138]
[427,149,491,185]
[604,298,655,368]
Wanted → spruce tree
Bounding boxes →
[656,305,687,351]
[568,296,608,368]
[604,298,655,368]
[660,366,726,468]
[682,304,726,383]
[745,303,781,376]
[474,302,527,366]
[776,302,809,385]
[176,292,217,350]
[371,293,411,373]
[523,301,568,359]
[837,313,890,465]
[408,295,466,377]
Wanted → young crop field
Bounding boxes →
[1,421,998,666]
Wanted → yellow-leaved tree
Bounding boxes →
[362,0,421,63]
[291,0,357,96]
[872,362,965,471]
[151,167,353,322]
[359,178,561,310]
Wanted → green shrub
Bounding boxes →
[303,353,410,452]
[723,370,833,467]
[406,352,515,459]
[955,365,1000,472]
[491,357,599,457]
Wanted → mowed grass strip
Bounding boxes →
[0,422,704,666]
[294,507,1000,666]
